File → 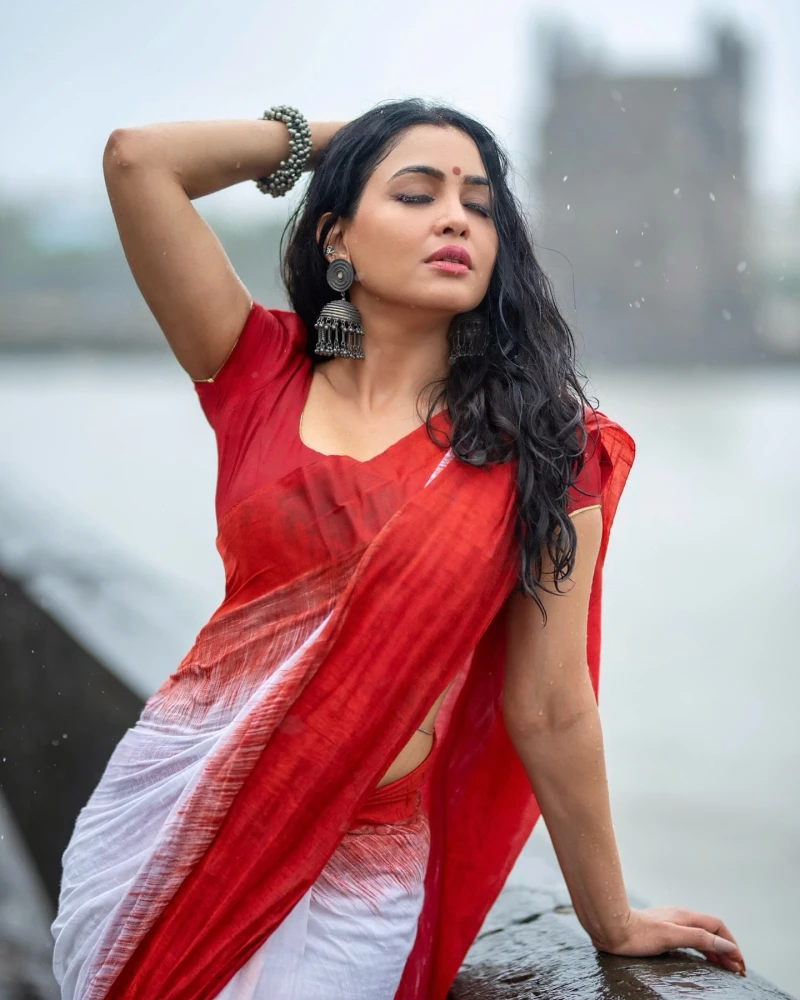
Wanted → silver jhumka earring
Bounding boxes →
[448,310,489,363]
[313,247,365,359]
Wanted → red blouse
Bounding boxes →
[193,300,604,528]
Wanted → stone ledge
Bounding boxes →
[451,880,794,998]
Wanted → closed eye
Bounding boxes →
[393,193,493,219]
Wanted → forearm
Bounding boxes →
[105,119,347,200]
[508,695,629,950]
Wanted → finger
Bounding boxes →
[667,909,740,951]
[705,950,745,975]
[664,923,743,963]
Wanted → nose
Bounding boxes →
[435,194,471,238]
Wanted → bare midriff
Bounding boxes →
[374,679,454,788]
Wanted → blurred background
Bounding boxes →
[1,0,798,996]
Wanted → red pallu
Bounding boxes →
[60,304,634,999]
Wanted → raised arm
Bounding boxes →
[102,117,346,380]
[502,507,746,975]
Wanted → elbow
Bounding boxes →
[503,691,598,740]
[103,128,145,172]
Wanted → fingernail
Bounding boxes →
[716,939,738,955]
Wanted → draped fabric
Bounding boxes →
[51,302,635,1000]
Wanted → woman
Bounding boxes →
[51,99,746,999]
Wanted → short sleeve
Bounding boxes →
[193,301,307,428]
[566,413,605,516]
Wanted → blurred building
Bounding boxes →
[533,21,778,366]
[753,190,800,356]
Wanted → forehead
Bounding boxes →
[377,124,484,176]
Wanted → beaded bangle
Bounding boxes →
[255,105,313,198]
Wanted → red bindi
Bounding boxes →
[452,166,462,175]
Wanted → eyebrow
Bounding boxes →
[388,164,489,187]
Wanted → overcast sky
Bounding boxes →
[3,0,798,228]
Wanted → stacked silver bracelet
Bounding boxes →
[255,105,313,197]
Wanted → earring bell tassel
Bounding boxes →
[314,298,364,359]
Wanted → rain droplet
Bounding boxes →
[634,260,642,267]
[737,261,747,272]
[722,309,731,321]
[563,175,568,182]
[709,192,716,201]
[673,188,681,197]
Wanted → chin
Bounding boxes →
[410,287,480,314]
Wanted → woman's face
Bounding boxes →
[329,124,498,319]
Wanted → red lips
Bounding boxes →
[424,245,472,269]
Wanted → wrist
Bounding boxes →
[587,907,633,952]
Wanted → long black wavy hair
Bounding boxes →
[280,98,598,619]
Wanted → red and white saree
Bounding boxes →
[51,301,635,999]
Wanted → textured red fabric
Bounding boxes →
[102,303,635,999]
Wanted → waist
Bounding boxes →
[353,733,437,826]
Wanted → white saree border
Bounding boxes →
[51,606,333,1000]
[213,806,430,1000]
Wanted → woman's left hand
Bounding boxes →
[592,906,746,976]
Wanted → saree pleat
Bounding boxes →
[52,402,634,1000]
